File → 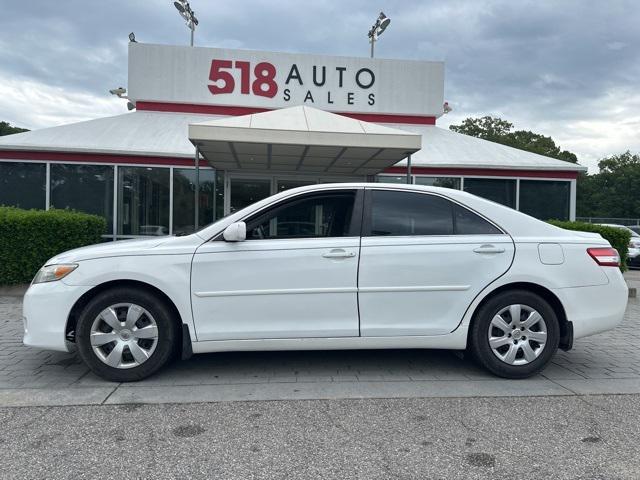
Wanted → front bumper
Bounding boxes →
[23,281,93,352]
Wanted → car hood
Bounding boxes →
[46,235,200,264]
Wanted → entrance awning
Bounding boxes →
[188,106,421,176]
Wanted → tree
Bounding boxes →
[449,116,513,142]
[0,122,29,136]
[449,116,578,163]
[577,151,640,218]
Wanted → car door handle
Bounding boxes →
[322,249,356,259]
[473,244,505,254]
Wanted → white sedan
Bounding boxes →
[23,183,628,381]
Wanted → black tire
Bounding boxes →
[75,287,178,382]
[468,290,560,379]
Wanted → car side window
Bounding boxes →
[369,190,453,236]
[454,204,502,235]
[367,190,502,236]
[245,190,356,240]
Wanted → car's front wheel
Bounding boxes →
[75,287,178,382]
[468,290,560,379]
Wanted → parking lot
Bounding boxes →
[0,273,637,407]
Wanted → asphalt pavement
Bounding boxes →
[1,394,638,479]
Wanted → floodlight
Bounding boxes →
[128,32,137,43]
[172,0,198,46]
[368,11,391,58]
[377,12,390,35]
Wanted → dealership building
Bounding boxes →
[0,43,585,240]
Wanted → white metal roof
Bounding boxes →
[0,109,586,172]
[188,106,422,176]
[0,111,209,158]
[389,123,586,172]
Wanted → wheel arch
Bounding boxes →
[467,282,572,351]
[65,279,189,356]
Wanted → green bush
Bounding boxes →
[548,220,631,271]
[0,207,106,285]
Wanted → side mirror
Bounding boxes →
[223,221,246,242]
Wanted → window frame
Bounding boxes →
[362,187,506,237]
[215,188,364,242]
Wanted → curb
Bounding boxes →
[0,284,29,297]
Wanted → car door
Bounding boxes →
[191,188,363,341]
[358,188,515,336]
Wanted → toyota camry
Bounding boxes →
[23,183,628,381]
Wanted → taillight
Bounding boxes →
[587,247,620,267]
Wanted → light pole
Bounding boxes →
[173,1,199,46]
[367,12,390,58]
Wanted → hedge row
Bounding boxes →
[0,207,106,285]
[548,220,630,271]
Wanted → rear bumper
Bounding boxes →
[23,281,93,352]
[552,267,628,340]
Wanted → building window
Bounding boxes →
[463,178,516,208]
[375,175,409,184]
[50,164,114,234]
[0,161,46,209]
[415,176,461,189]
[519,180,570,220]
[229,178,271,214]
[172,168,220,234]
[118,166,170,236]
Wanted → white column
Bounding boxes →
[112,165,118,241]
[45,162,51,210]
[569,178,577,221]
[169,167,174,235]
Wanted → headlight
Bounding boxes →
[32,264,78,284]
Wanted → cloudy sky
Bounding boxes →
[1,0,638,171]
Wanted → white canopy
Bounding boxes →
[188,106,422,176]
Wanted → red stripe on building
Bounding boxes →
[0,150,207,167]
[135,101,437,125]
[383,166,579,180]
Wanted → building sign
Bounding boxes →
[128,43,444,117]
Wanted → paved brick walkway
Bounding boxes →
[0,292,638,406]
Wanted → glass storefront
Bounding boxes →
[118,166,170,236]
[229,177,271,213]
[50,164,114,234]
[414,176,461,189]
[276,179,315,193]
[463,178,517,208]
[0,160,574,237]
[519,180,570,220]
[375,175,407,184]
[0,161,46,209]
[173,168,219,234]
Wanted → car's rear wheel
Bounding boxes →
[468,290,560,379]
[75,287,178,382]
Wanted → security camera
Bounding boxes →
[109,87,127,96]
